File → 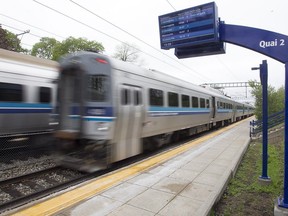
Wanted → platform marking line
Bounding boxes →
[12,118,252,216]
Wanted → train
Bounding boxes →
[55,51,254,172]
[0,48,58,148]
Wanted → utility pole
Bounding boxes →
[15,30,30,51]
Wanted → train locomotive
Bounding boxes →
[55,51,253,172]
[0,48,58,148]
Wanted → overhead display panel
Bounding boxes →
[159,2,219,50]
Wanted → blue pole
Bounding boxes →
[259,60,269,180]
[279,62,288,207]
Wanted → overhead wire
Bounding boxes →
[215,56,242,81]
[1,23,42,39]
[0,13,65,40]
[33,0,211,82]
[166,0,177,11]
[69,0,211,82]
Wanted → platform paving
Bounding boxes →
[50,119,251,216]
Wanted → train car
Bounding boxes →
[0,49,58,145]
[55,51,253,172]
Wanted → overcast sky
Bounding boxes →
[1,0,288,101]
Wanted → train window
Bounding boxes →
[0,82,23,102]
[121,89,130,105]
[149,88,163,106]
[220,102,223,109]
[192,96,199,108]
[39,87,51,103]
[87,75,107,102]
[168,92,179,107]
[134,90,142,105]
[206,99,210,108]
[200,98,205,108]
[181,94,190,107]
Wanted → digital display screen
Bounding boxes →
[159,2,219,50]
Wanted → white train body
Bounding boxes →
[55,51,253,171]
[0,49,58,137]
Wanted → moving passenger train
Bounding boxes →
[0,48,58,146]
[55,51,253,172]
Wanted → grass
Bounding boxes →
[211,130,284,215]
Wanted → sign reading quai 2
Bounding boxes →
[219,24,288,63]
[259,39,285,49]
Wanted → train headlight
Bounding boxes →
[96,122,109,131]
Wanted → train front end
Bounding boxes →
[55,52,114,172]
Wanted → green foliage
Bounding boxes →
[52,37,104,60]
[0,26,28,53]
[31,36,105,60]
[249,80,284,120]
[31,37,59,59]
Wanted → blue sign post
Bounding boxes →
[252,61,270,182]
[260,60,269,181]
[253,60,270,182]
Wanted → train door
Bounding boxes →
[57,68,83,136]
[113,84,144,161]
[211,97,216,119]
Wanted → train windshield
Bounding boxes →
[87,75,108,102]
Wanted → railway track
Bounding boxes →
[0,166,89,214]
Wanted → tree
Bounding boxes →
[31,36,104,60]
[249,80,284,119]
[31,37,59,59]
[52,37,104,60]
[0,25,27,52]
[113,42,140,62]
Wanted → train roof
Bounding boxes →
[0,48,58,68]
[60,51,252,107]
[106,54,234,100]
[0,48,59,80]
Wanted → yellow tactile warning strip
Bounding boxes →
[12,118,251,216]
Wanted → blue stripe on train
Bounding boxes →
[148,106,210,117]
[0,102,52,114]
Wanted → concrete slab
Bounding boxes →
[101,182,147,203]
[179,182,214,202]
[108,204,155,216]
[127,173,162,187]
[193,172,222,186]
[127,188,174,213]
[182,161,209,172]
[204,163,227,175]
[158,195,203,216]
[152,176,190,194]
[146,165,177,176]
[62,195,123,216]
[169,168,200,181]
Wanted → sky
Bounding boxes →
[1,0,288,103]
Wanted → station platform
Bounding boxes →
[12,118,252,216]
